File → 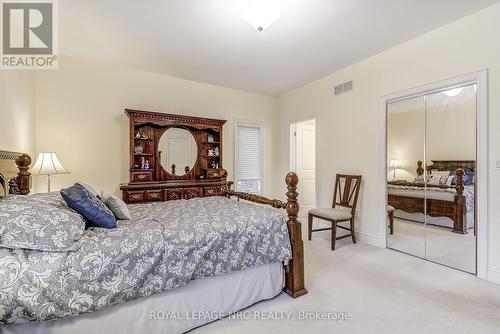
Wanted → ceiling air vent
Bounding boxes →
[334,81,353,95]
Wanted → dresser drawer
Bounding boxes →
[146,190,163,201]
[183,188,202,199]
[125,191,145,203]
[131,171,153,182]
[205,169,223,179]
[204,187,219,197]
[166,189,183,201]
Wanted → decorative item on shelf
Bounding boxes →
[134,145,144,154]
[141,157,146,170]
[198,175,205,180]
[184,166,190,174]
[211,161,217,169]
[144,160,150,170]
[208,149,215,157]
[31,152,70,192]
[140,132,148,139]
[207,134,215,143]
[134,164,140,169]
[215,162,219,169]
[135,131,141,139]
[214,147,219,157]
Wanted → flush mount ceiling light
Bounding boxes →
[243,0,282,32]
[444,87,464,97]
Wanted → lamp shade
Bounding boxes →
[390,159,400,168]
[31,153,69,176]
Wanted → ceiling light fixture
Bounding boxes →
[444,87,464,97]
[243,0,282,32]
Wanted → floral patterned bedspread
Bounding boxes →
[0,196,292,325]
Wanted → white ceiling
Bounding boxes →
[60,0,500,96]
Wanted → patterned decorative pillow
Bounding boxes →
[61,184,117,229]
[0,193,86,251]
[439,176,449,186]
[102,193,132,220]
[428,171,450,185]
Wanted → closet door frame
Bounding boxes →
[378,70,488,280]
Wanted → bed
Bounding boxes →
[0,151,307,333]
[387,160,475,234]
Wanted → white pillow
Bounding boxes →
[428,171,450,186]
[102,193,132,220]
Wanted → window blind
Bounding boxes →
[236,124,262,193]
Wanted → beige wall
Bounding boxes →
[0,71,36,180]
[278,4,500,278]
[34,56,279,196]
[387,107,425,181]
[0,71,35,154]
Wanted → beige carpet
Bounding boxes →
[194,225,500,334]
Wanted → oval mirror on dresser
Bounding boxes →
[158,128,198,176]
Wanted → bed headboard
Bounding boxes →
[416,160,476,175]
[0,150,32,196]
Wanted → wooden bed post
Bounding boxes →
[416,160,424,176]
[224,172,307,298]
[0,151,31,196]
[453,169,467,234]
[284,172,308,298]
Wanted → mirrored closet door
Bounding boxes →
[386,84,477,274]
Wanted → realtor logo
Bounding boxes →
[1,0,58,69]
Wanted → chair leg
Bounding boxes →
[389,212,394,235]
[308,214,313,241]
[350,218,357,244]
[331,221,337,251]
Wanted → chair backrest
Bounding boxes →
[332,174,362,215]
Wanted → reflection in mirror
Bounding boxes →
[387,96,426,258]
[386,84,477,274]
[425,84,476,273]
[159,128,197,176]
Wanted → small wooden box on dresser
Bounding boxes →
[120,109,228,204]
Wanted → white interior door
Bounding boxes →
[294,120,316,215]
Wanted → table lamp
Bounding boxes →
[390,159,400,181]
[31,153,70,192]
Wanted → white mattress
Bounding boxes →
[2,262,284,334]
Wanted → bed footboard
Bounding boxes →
[226,172,308,298]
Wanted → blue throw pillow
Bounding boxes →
[60,183,117,229]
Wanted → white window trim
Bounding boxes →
[234,120,264,194]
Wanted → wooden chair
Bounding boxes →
[308,174,362,250]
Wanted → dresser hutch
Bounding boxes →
[120,110,228,203]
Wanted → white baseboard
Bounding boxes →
[488,270,500,285]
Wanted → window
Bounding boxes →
[235,122,263,193]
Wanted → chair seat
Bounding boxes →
[309,207,352,221]
[388,205,395,212]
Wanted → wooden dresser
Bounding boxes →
[120,110,228,203]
